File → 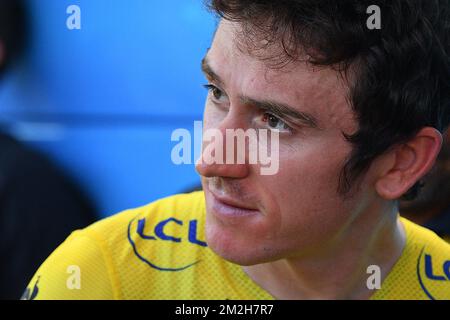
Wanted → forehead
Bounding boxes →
[206,21,356,132]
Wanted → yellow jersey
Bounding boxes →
[23,191,450,300]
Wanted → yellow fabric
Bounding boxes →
[24,191,450,300]
[370,219,450,300]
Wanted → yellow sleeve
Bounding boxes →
[22,230,117,300]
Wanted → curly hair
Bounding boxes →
[206,0,450,199]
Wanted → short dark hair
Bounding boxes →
[0,0,27,73]
[207,0,450,199]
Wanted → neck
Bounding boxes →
[242,204,406,300]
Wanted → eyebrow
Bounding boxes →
[201,56,320,129]
[201,56,224,87]
[241,97,319,129]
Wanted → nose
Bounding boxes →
[196,158,249,178]
[195,117,251,179]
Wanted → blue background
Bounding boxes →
[0,0,216,217]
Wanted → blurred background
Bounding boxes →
[0,0,214,299]
[1,0,449,300]
[0,0,214,218]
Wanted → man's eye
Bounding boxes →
[203,84,227,103]
[261,113,292,132]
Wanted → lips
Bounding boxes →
[206,185,260,218]
[212,191,257,210]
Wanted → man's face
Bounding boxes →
[197,21,377,265]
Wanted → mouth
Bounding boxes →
[206,185,260,219]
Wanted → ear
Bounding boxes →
[375,127,443,200]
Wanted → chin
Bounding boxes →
[209,244,263,266]
[205,221,280,266]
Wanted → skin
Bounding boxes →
[195,21,442,299]
[400,130,450,225]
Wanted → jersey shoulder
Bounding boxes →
[372,218,450,300]
[25,191,266,300]
[84,190,207,248]
[23,191,210,300]
[404,218,450,300]
[22,227,116,300]
[84,190,209,272]
[85,191,267,299]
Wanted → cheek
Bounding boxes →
[257,141,353,243]
[203,101,225,131]
[273,141,346,201]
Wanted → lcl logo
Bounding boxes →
[417,248,450,300]
[425,254,450,281]
[127,217,207,272]
[135,217,207,247]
